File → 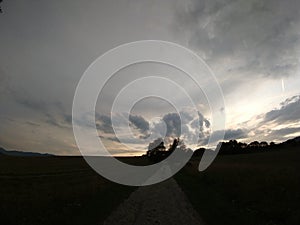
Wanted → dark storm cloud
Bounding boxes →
[262,95,300,124]
[180,111,194,124]
[162,113,181,137]
[198,128,248,146]
[99,135,118,143]
[96,114,114,134]
[96,113,150,137]
[12,93,72,129]
[222,128,248,140]
[98,110,211,145]
[161,112,207,138]
[191,112,210,129]
[150,111,211,145]
[190,112,210,145]
[78,108,249,147]
[270,127,300,137]
[175,0,300,79]
[240,94,300,142]
[128,114,150,135]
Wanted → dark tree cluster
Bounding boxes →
[212,136,300,155]
[216,140,270,155]
[146,137,192,162]
[145,136,300,161]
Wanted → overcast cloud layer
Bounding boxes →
[174,0,300,78]
[0,0,299,155]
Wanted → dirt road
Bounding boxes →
[103,178,205,225]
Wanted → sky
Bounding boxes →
[0,0,300,155]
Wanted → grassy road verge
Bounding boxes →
[175,147,300,225]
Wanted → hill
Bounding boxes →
[0,147,53,157]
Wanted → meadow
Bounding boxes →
[0,156,135,225]
[0,146,299,225]
[175,146,300,225]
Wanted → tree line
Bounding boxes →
[146,136,300,161]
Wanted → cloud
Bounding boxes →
[222,128,248,140]
[13,94,72,129]
[149,111,212,146]
[96,114,114,134]
[162,113,182,137]
[262,95,300,124]
[198,128,248,146]
[191,112,210,129]
[97,110,212,148]
[128,114,150,137]
[180,110,194,124]
[241,94,300,142]
[15,96,48,113]
[270,127,300,137]
[96,113,150,137]
[174,0,300,79]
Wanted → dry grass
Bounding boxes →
[175,147,300,225]
[0,156,135,225]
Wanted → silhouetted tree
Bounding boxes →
[197,136,300,157]
[146,138,167,161]
[146,137,193,161]
[168,138,179,152]
[193,148,205,157]
[249,141,260,148]
[259,141,268,148]
[239,142,248,149]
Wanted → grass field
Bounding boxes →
[1,147,299,225]
[175,147,300,225]
[0,156,136,225]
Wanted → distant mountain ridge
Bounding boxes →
[0,147,53,157]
